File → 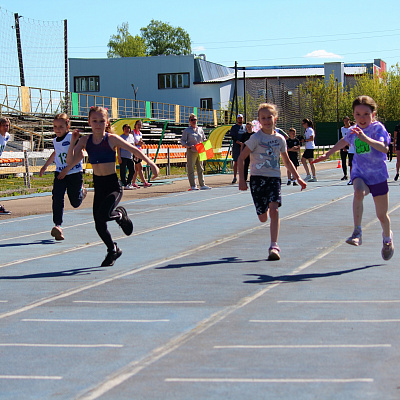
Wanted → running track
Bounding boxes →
[1,163,400,399]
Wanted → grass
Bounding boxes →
[0,166,188,198]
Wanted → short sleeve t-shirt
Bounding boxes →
[120,133,135,159]
[0,132,10,157]
[304,127,315,149]
[344,121,390,185]
[245,130,287,178]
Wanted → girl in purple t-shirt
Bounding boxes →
[313,95,393,261]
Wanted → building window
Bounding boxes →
[158,73,190,89]
[74,76,100,92]
[200,98,213,109]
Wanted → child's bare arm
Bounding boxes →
[39,151,56,176]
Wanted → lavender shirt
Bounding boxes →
[344,121,390,185]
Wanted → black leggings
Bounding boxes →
[93,173,122,252]
[340,149,348,176]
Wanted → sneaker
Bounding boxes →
[347,180,353,185]
[346,229,362,246]
[124,185,134,190]
[101,243,122,266]
[341,176,348,181]
[51,226,64,241]
[132,183,140,189]
[287,180,291,185]
[308,177,318,182]
[382,232,394,261]
[0,204,11,215]
[304,175,311,182]
[231,177,237,184]
[268,245,281,261]
[293,181,298,186]
[82,186,87,200]
[143,182,152,187]
[395,173,399,181]
[115,206,133,236]
[189,186,199,191]
[200,185,211,190]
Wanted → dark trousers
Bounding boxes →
[52,171,83,226]
[340,149,348,176]
[93,173,122,252]
[244,156,250,182]
[120,157,135,186]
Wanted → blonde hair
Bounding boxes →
[88,106,113,133]
[54,113,70,127]
[289,127,296,134]
[258,103,278,117]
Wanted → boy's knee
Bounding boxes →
[258,214,268,223]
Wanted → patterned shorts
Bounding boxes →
[250,176,282,215]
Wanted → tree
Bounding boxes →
[107,22,146,58]
[140,19,191,56]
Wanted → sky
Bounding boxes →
[1,0,400,80]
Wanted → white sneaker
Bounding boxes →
[190,186,199,191]
[124,185,134,190]
[200,185,211,190]
[304,175,311,182]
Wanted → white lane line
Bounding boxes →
[214,344,391,349]
[0,343,123,348]
[21,319,169,323]
[164,378,374,383]
[0,191,245,241]
[0,203,252,268]
[0,223,264,321]
[0,300,8,303]
[73,301,205,304]
[278,300,400,303]
[0,375,62,380]
[250,319,400,323]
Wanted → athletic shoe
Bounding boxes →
[347,180,353,185]
[82,186,87,200]
[132,183,140,189]
[200,185,211,190]
[124,185,134,190]
[395,174,399,181]
[382,232,394,261]
[115,206,133,236]
[293,181,298,186]
[231,177,237,184]
[143,182,152,187]
[308,177,318,182]
[268,246,281,261]
[304,175,311,182]
[287,180,291,185]
[0,204,11,215]
[341,176,348,181]
[101,243,122,267]
[346,229,362,246]
[189,186,199,191]
[51,226,64,241]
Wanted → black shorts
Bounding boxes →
[288,152,299,167]
[302,149,314,159]
[250,176,281,215]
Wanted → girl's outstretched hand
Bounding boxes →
[71,129,81,143]
[297,178,307,191]
[311,154,328,164]
[238,179,248,191]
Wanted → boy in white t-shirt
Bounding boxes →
[0,117,11,215]
[301,118,317,182]
[39,113,86,240]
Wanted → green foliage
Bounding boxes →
[107,22,147,58]
[140,19,191,56]
[300,64,400,122]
